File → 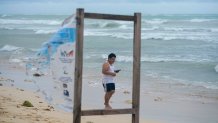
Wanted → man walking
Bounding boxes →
[102,53,120,109]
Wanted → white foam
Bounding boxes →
[30,48,40,52]
[141,32,216,42]
[210,28,218,32]
[35,29,57,34]
[167,76,218,90]
[84,30,111,37]
[192,81,218,90]
[0,27,15,30]
[119,25,132,30]
[116,55,133,62]
[9,58,22,63]
[101,54,212,63]
[85,20,133,31]
[215,64,218,73]
[189,19,215,22]
[0,19,61,25]
[1,14,9,17]
[142,19,168,25]
[0,45,21,51]
[0,24,59,34]
[141,27,214,33]
[163,27,212,32]
[141,26,159,31]
[84,29,217,42]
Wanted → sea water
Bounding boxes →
[0,14,218,98]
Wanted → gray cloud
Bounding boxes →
[0,0,218,14]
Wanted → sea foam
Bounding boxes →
[189,19,216,22]
[215,65,218,73]
[142,19,168,25]
[0,45,21,51]
[101,54,212,63]
[35,29,57,34]
[0,19,61,25]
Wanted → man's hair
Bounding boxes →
[108,53,116,59]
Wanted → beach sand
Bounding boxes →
[0,86,72,123]
[0,86,160,123]
[1,61,218,123]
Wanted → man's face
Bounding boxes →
[108,57,116,64]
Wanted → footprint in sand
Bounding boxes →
[0,111,8,115]
[124,100,132,104]
[86,121,94,123]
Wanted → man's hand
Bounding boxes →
[111,72,116,76]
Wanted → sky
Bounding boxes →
[0,0,218,15]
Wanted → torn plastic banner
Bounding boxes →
[36,15,76,107]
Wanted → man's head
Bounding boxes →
[108,53,116,64]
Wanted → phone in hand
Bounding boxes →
[114,69,121,73]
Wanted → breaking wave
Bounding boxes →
[215,64,218,73]
[85,30,217,42]
[0,45,22,51]
[101,54,213,63]
[0,18,61,25]
[189,19,216,22]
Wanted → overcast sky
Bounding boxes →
[0,0,218,15]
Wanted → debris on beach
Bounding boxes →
[0,77,14,82]
[16,88,24,91]
[124,99,132,104]
[22,100,34,107]
[33,73,44,77]
[24,79,32,82]
[17,105,21,108]
[44,105,55,111]
[88,81,99,87]
[43,108,51,111]
[154,97,162,102]
[123,90,130,94]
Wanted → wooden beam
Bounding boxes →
[84,12,134,21]
[132,13,141,123]
[81,108,135,116]
[73,8,84,123]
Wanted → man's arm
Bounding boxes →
[102,63,116,76]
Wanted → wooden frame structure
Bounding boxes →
[73,8,141,123]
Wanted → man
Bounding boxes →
[102,53,120,109]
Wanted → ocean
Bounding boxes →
[0,14,218,96]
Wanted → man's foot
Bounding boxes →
[104,104,112,110]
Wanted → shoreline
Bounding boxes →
[1,61,218,123]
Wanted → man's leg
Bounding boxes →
[104,90,115,109]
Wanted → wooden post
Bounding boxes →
[132,13,141,123]
[73,8,84,123]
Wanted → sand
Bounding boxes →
[0,86,72,123]
[0,86,160,123]
[1,61,218,123]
